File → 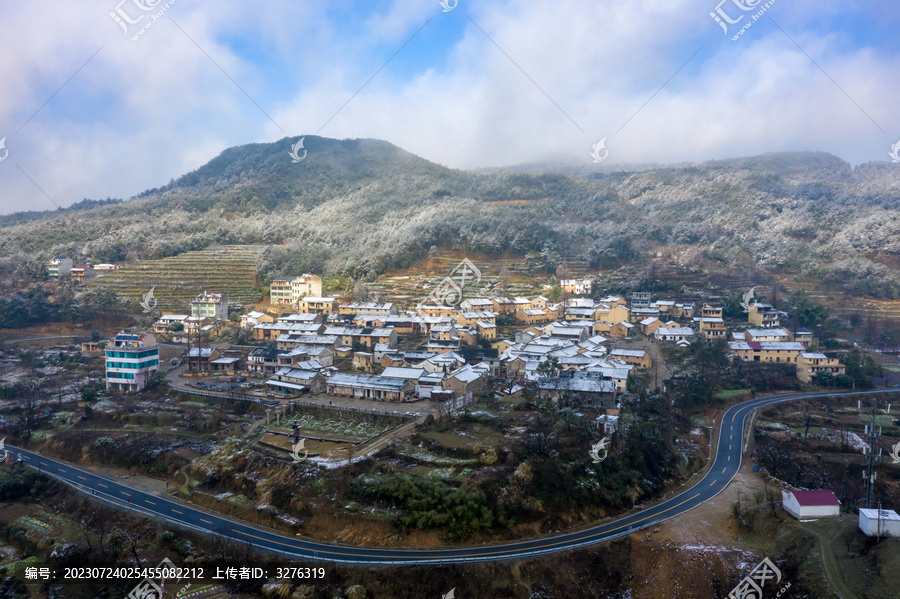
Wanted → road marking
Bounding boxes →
[729,444,732,450]
[146,500,156,505]
[710,480,716,486]
[40,462,46,466]
[78,475,86,480]
[58,468,65,473]
[200,519,212,524]
[98,483,108,488]
[728,455,731,461]
[232,493,706,559]
[172,509,183,515]
[722,467,726,473]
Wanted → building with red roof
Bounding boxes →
[782,489,840,520]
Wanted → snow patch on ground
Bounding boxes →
[815,428,867,451]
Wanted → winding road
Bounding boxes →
[8,388,897,565]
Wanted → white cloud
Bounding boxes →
[0,0,898,214]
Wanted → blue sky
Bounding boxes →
[0,0,898,214]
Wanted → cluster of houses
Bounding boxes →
[727,327,844,382]
[47,257,119,282]
[106,273,845,398]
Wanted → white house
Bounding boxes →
[192,291,229,321]
[782,489,840,520]
[655,327,695,342]
[858,508,900,538]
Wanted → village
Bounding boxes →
[47,256,849,466]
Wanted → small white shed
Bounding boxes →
[782,489,841,520]
[859,508,900,538]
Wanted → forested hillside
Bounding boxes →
[1,136,899,298]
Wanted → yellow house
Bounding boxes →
[491,297,517,314]
[531,296,550,310]
[593,320,613,334]
[352,352,374,372]
[298,296,339,314]
[491,338,513,353]
[609,321,635,337]
[475,321,497,340]
[797,352,845,383]
[418,304,456,317]
[516,309,552,325]
[701,303,723,319]
[595,304,630,324]
[455,311,497,327]
[748,303,780,328]
[699,317,727,342]
[610,348,652,369]
[457,327,479,347]
[640,317,663,336]
[727,341,805,364]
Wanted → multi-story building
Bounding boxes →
[700,303,724,319]
[560,279,592,295]
[191,291,228,321]
[699,317,726,342]
[298,296,339,315]
[727,341,805,364]
[631,291,652,309]
[338,302,398,316]
[105,332,159,393]
[269,274,322,305]
[48,257,73,278]
[748,302,780,328]
[797,352,845,383]
[69,265,96,283]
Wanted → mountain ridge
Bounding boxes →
[1,137,898,298]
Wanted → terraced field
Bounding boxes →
[368,252,547,304]
[89,245,265,312]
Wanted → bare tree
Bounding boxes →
[352,280,370,302]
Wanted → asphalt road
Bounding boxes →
[8,388,897,565]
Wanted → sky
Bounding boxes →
[0,0,898,214]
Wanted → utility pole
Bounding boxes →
[862,398,881,509]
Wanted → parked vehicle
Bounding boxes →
[227,377,237,382]
[235,376,247,383]
[196,382,207,388]
[209,384,218,390]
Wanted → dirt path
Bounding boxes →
[799,524,859,599]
